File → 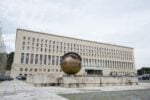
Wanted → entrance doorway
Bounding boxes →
[85,69,103,75]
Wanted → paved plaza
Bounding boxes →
[0,80,150,100]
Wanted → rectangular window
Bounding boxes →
[44,55,47,65]
[21,53,24,64]
[86,59,88,66]
[56,56,59,65]
[60,56,62,63]
[30,54,34,64]
[89,59,91,66]
[48,55,51,65]
[52,56,55,65]
[26,53,29,64]
[35,54,38,64]
[95,59,97,66]
[40,54,43,65]
[22,41,25,45]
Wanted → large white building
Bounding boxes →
[11,29,137,81]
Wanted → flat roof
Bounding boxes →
[17,28,133,49]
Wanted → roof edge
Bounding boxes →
[17,28,134,49]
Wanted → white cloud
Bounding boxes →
[0,0,150,69]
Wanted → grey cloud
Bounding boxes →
[0,0,150,69]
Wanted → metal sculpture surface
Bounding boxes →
[60,52,82,75]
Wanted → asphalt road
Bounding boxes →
[60,89,150,100]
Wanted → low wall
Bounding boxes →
[27,74,61,86]
[58,76,138,88]
[26,74,138,87]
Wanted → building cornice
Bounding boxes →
[17,28,134,49]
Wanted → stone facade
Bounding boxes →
[11,28,137,86]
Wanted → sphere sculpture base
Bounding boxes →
[58,75,138,88]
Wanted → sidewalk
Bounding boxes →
[0,80,150,100]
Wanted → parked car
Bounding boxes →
[0,75,13,81]
[16,76,26,80]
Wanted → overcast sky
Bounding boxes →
[0,0,150,69]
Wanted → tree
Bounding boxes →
[0,26,7,74]
[137,67,150,75]
[6,52,14,70]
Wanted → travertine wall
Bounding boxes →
[11,29,137,83]
[59,76,138,88]
[27,74,138,87]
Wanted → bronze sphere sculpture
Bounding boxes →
[60,52,82,75]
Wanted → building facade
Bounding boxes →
[11,29,137,79]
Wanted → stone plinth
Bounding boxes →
[58,75,138,88]
[27,74,62,86]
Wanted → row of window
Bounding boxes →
[21,53,60,65]
[82,58,134,69]
[22,36,133,60]
[20,68,61,73]
[110,72,136,76]
[21,53,134,69]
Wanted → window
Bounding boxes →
[45,40,47,43]
[30,54,34,64]
[45,48,47,52]
[52,56,55,65]
[49,49,51,52]
[48,55,51,65]
[30,68,32,72]
[56,56,59,65]
[32,47,34,51]
[20,68,23,71]
[37,43,39,47]
[44,55,47,65]
[40,54,43,65]
[27,47,29,50]
[22,41,25,45]
[25,68,28,71]
[35,54,38,64]
[89,59,91,66]
[35,69,37,72]
[26,53,29,64]
[21,53,24,64]
[60,56,62,63]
